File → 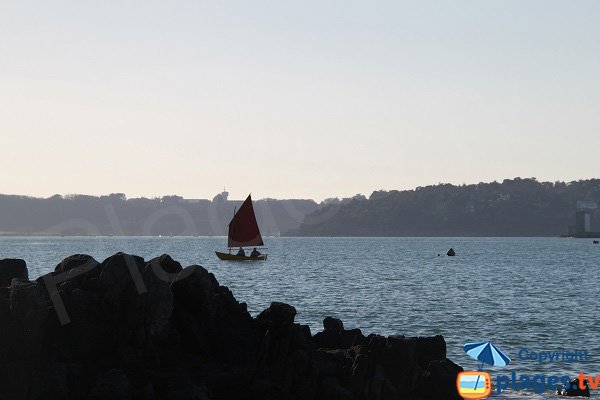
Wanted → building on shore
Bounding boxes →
[567,201,600,238]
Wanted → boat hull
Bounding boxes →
[215,251,267,261]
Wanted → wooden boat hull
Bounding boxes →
[215,251,267,261]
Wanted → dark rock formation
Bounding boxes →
[446,248,456,257]
[0,254,463,400]
[0,258,28,286]
[556,377,591,397]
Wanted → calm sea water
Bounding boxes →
[1,236,599,399]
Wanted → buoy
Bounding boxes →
[447,248,456,257]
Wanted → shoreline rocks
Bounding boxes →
[0,258,28,286]
[0,253,462,400]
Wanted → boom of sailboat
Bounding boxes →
[215,194,268,261]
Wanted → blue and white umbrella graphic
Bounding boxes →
[464,341,511,370]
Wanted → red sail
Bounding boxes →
[228,195,264,247]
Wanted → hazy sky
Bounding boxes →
[1,1,599,201]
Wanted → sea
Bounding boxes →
[1,236,599,399]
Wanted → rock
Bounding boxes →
[160,376,209,400]
[556,377,590,397]
[314,318,363,350]
[376,335,447,393]
[9,279,51,343]
[99,252,146,292]
[172,265,257,361]
[171,265,220,358]
[98,252,147,320]
[340,328,363,349]
[148,254,183,275]
[447,248,456,256]
[413,358,463,399]
[318,376,355,400]
[87,369,132,400]
[0,286,10,319]
[52,254,101,290]
[141,260,175,341]
[323,316,344,332]
[52,287,115,361]
[349,351,369,395]
[0,258,28,287]
[256,302,297,331]
[0,279,54,399]
[55,254,100,275]
[0,252,464,400]
[172,265,219,315]
[313,329,340,349]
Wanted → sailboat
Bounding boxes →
[215,194,268,261]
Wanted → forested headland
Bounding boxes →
[289,178,600,237]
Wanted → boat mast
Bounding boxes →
[228,206,236,251]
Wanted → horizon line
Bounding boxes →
[1,176,599,202]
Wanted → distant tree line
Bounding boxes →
[0,193,318,236]
[289,178,600,236]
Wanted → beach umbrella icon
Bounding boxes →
[464,341,511,370]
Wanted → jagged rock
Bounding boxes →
[0,285,10,317]
[257,302,297,331]
[0,253,463,400]
[148,254,184,275]
[51,254,101,290]
[556,377,590,397]
[314,329,340,349]
[142,256,177,340]
[88,369,132,400]
[323,316,344,332]
[163,377,209,400]
[340,329,364,349]
[313,317,364,350]
[412,358,463,399]
[171,265,219,358]
[0,258,28,286]
[9,279,51,351]
[314,328,365,350]
[55,254,100,275]
[318,376,355,400]
[52,287,114,361]
[172,265,257,362]
[99,252,146,296]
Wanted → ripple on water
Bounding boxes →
[1,236,598,399]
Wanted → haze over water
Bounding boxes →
[1,236,598,398]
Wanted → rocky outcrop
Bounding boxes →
[556,377,591,397]
[0,253,462,400]
[0,258,28,286]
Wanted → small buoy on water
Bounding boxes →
[447,248,456,256]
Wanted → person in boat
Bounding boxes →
[250,247,261,257]
[236,247,245,256]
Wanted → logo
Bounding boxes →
[457,371,491,399]
[460,341,510,399]
[517,348,589,363]
[461,340,595,396]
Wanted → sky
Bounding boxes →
[1,1,599,201]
